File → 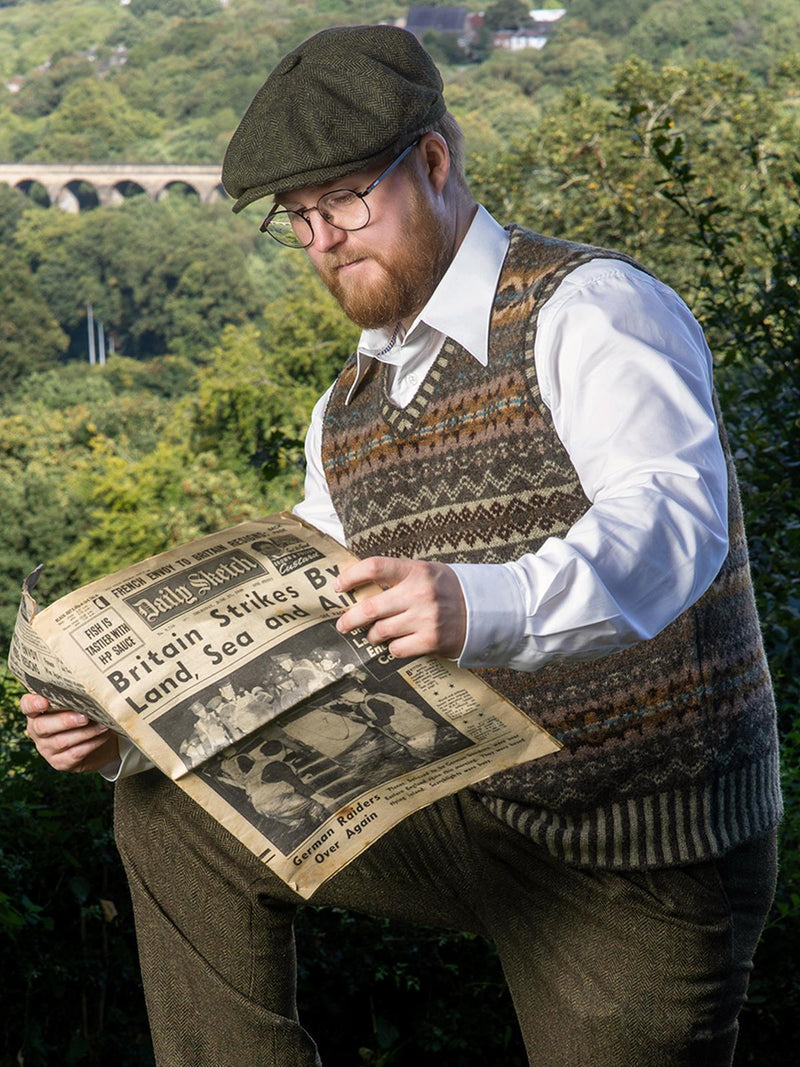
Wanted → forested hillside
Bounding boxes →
[1,0,798,1063]
[2,0,800,162]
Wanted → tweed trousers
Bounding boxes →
[115,770,776,1067]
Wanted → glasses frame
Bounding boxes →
[260,138,420,248]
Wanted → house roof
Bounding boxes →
[406,6,469,35]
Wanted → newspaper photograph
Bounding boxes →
[8,513,560,898]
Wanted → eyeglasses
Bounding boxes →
[260,139,420,249]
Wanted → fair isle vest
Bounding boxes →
[320,226,782,870]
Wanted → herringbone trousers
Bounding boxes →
[115,770,776,1066]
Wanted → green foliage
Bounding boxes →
[186,259,357,484]
[743,726,800,1058]
[470,56,799,299]
[0,670,152,1066]
[0,0,132,82]
[8,52,95,119]
[648,118,800,1066]
[445,73,541,161]
[421,30,470,68]
[295,909,526,1065]
[565,0,655,38]
[483,0,531,33]
[54,435,271,586]
[0,254,68,382]
[100,351,198,399]
[646,127,800,721]
[540,0,800,91]
[9,196,268,362]
[624,0,795,78]
[0,165,29,233]
[0,359,180,640]
[32,79,164,161]
[128,0,221,16]
[189,323,320,482]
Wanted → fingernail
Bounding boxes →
[333,579,341,592]
[72,714,90,727]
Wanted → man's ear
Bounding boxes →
[418,132,450,194]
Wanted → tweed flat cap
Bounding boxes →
[222,25,445,212]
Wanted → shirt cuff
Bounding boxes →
[100,736,154,781]
[447,562,528,669]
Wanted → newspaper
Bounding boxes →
[8,513,560,898]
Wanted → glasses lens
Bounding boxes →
[318,190,370,231]
[264,211,313,248]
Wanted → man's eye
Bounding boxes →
[324,191,357,210]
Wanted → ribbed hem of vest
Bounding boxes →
[475,750,783,870]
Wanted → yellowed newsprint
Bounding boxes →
[8,513,560,898]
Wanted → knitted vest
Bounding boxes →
[320,226,782,870]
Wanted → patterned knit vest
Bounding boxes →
[320,226,782,870]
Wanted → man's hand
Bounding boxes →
[21,694,120,773]
[334,556,467,660]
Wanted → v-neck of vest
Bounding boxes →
[375,336,467,437]
[357,225,639,439]
[371,226,524,437]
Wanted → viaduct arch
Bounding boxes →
[0,163,228,211]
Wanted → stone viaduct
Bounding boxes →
[0,162,228,211]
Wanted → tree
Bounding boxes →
[12,197,268,361]
[484,0,532,32]
[0,256,68,384]
[54,439,269,585]
[648,117,800,1067]
[468,57,798,297]
[9,54,96,120]
[0,183,29,241]
[189,260,359,482]
[421,30,470,67]
[23,81,164,162]
[0,358,181,644]
[0,669,152,1066]
[128,0,220,16]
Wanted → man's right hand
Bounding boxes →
[21,694,120,773]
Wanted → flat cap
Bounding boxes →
[222,24,445,212]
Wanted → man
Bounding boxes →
[359,690,446,761]
[215,743,329,849]
[22,24,781,1066]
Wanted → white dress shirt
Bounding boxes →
[294,205,729,672]
[108,206,728,780]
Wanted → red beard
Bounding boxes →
[312,184,453,329]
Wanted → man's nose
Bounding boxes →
[310,213,347,253]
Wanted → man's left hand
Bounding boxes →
[334,557,466,660]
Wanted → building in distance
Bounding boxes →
[402,6,566,60]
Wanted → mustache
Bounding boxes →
[322,253,370,272]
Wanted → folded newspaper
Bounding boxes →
[8,513,560,898]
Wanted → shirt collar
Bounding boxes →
[349,206,510,400]
[407,203,509,365]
